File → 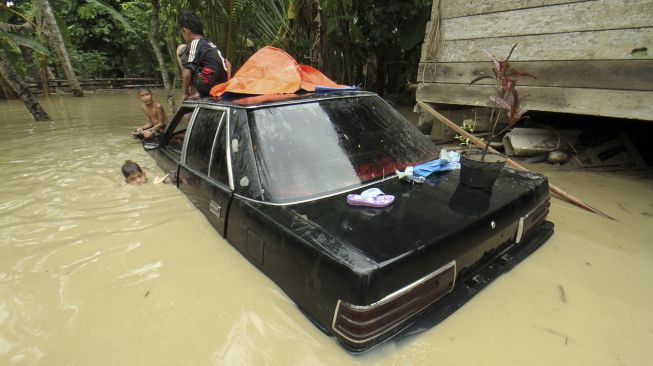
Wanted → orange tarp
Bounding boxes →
[209,46,345,98]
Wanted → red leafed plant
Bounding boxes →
[470,43,535,160]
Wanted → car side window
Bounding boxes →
[163,106,194,158]
[209,120,229,185]
[186,108,224,175]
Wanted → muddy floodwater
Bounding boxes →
[1,90,652,365]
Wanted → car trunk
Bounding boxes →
[288,168,550,304]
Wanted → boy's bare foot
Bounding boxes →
[142,130,155,139]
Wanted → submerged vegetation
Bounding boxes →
[0,0,433,119]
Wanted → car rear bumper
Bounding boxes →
[334,220,554,352]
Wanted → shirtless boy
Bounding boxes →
[121,160,169,184]
[132,88,167,140]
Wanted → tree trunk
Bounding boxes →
[0,20,50,96]
[336,0,353,84]
[375,49,386,96]
[39,55,51,97]
[20,45,51,98]
[148,0,175,111]
[0,73,18,99]
[36,0,83,97]
[225,0,236,63]
[166,39,181,82]
[19,46,41,82]
[310,0,324,70]
[0,48,51,121]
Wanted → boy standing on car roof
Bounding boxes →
[177,10,231,100]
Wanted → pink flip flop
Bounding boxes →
[347,188,395,208]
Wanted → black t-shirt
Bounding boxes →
[181,37,228,83]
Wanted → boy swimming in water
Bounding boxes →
[132,88,167,140]
[121,160,169,184]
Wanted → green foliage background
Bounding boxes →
[1,0,433,96]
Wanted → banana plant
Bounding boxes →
[0,5,51,120]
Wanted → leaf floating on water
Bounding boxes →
[558,285,567,303]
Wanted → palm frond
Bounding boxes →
[85,0,135,33]
[0,29,50,55]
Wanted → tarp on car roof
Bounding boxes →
[209,46,348,98]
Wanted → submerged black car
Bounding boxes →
[142,90,553,352]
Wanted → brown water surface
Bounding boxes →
[1,90,652,365]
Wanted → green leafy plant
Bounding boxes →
[455,117,476,147]
[470,43,535,160]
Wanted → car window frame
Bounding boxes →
[181,105,234,190]
[160,105,199,162]
[208,112,233,189]
[182,106,225,176]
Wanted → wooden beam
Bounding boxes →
[436,28,653,62]
[417,100,616,220]
[417,83,653,121]
[443,0,653,40]
[418,60,653,91]
[440,0,585,19]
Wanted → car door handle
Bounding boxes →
[210,200,221,218]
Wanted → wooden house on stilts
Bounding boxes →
[416,0,653,135]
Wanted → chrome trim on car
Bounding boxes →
[207,110,227,179]
[515,198,549,244]
[232,175,399,206]
[238,93,375,109]
[225,111,235,191]
[180,107,200,165]
[515,217,525,244]
[209,200,222,218]
[331,260,456,344]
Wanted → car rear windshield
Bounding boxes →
[248,95,439,203]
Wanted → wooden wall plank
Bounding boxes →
[440,0,586,19]
[437,28,653,62]
[443,0,653,40]
[419,60,653,90]
[416,83,653,120]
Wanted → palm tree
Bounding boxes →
[0,48,50,121]
[309,0,324,70]
[34,0,84,97]
[163,0,293,68]
[1,8,52,120]
[148,0,176,111]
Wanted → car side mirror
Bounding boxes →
[142,136,160,151]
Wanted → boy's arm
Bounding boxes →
[182,68,192,99]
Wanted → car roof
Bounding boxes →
[181,90,378,109]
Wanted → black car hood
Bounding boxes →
[278,168,548,266]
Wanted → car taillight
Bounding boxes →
[332,260,456,350]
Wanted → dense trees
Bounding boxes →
[1,0,432,119]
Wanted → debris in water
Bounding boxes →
[558,285,567,303]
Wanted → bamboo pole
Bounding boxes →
[417,101,615,220]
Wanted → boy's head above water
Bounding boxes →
[137,88,153,105]
[122,160,147,184]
